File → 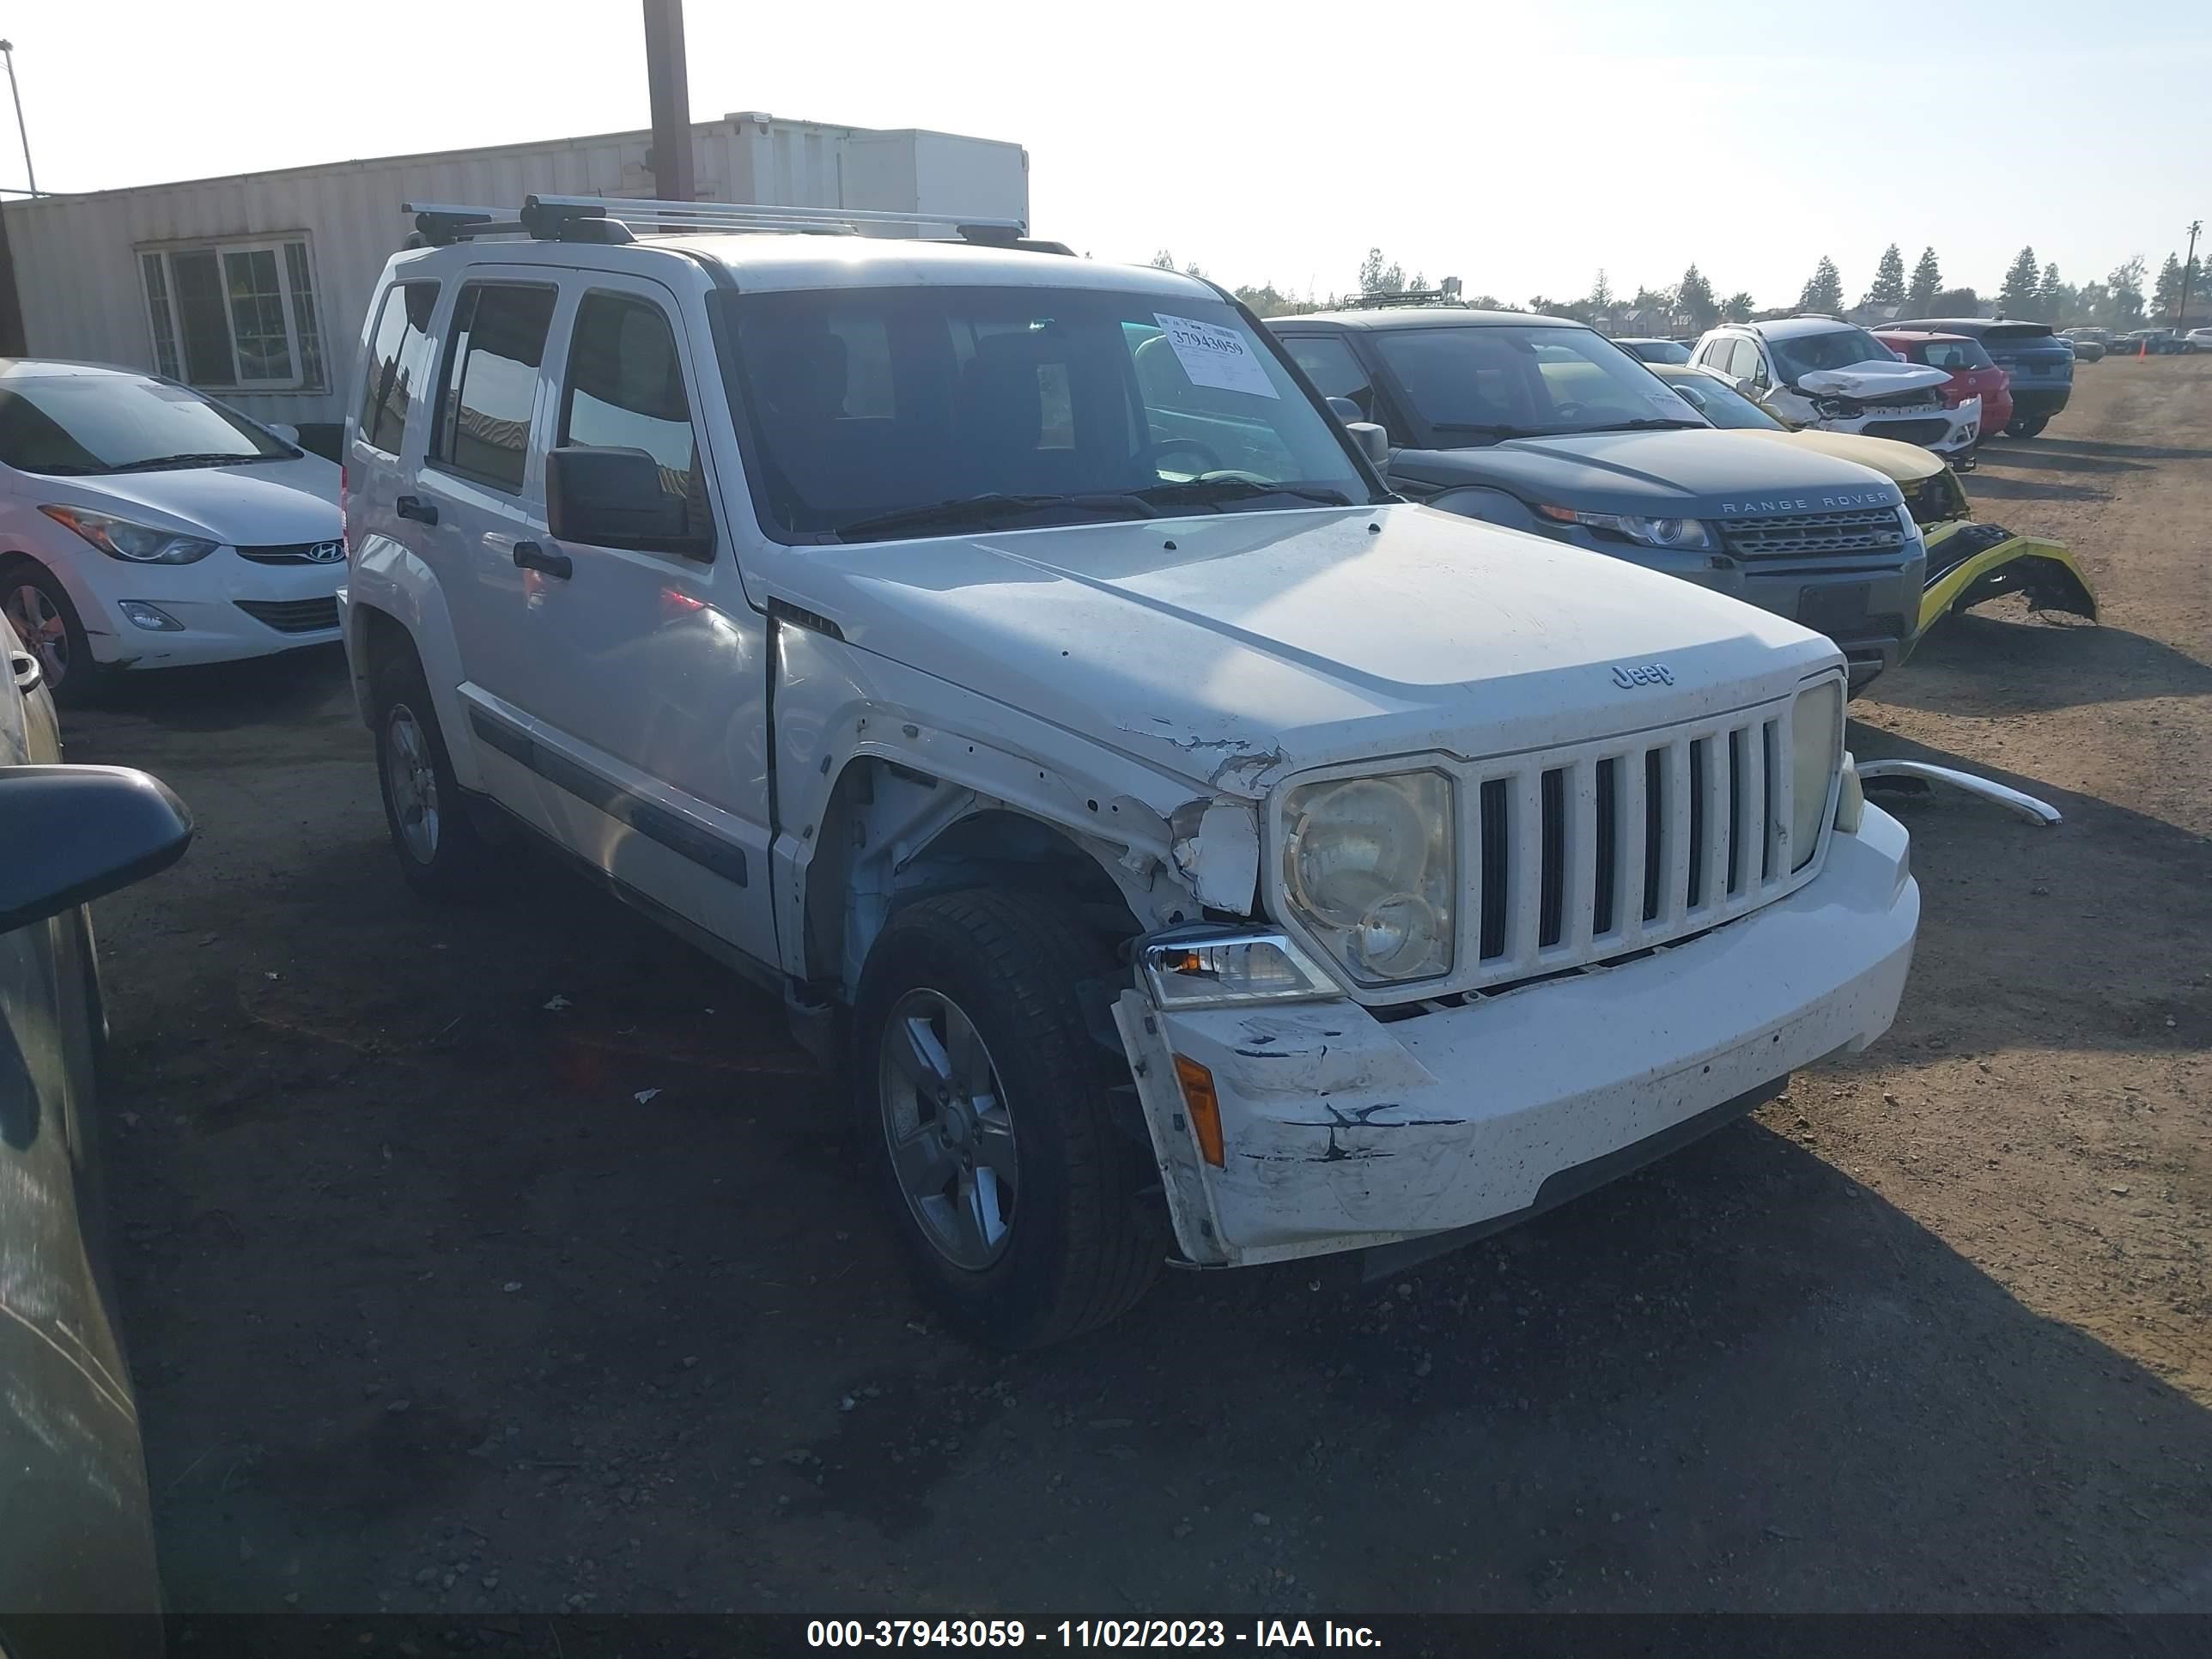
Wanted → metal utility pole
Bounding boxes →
[2179,219,2203,330]
[0,40,30,196]
[0,41,25,356]
[641,0,695,204]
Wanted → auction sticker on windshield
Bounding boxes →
[1154,313,1279,399]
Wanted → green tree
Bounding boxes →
[1234,282,1296,317]
[1150,249,1177,270]
[1906,246,1942,315]
[1358,248,1407,297]
[2153,252,2185,320]
[1797,256,1844,315]
[2106,257,2148,329]
[1722,291,1756,323]
[1589,269,1614,310]
[1677,263,1719,331]
[1863,243,1907,308]
[2038,262,2074,325]
[1932,286,1979,316]
[1998,246,2041,318]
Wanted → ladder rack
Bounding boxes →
[403,194,1031,249]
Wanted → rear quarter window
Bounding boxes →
[357,281,441,456]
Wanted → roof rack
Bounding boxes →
[1341,289,1468,311]
[403,195,1038,250]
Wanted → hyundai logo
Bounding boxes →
[303,539,346,563]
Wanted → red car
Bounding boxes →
[1873,330,2012,442]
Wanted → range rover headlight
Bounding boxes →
[1790,681,1844,871]
[1538,507,1713,550]
[1282,770,1455,986]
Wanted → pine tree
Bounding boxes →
[1906,247,1942,315]
[1589,269,1613,310]
[1863,244,1907,307]
[2107,257,2148,329]
[2153,252,2185,320]
[2038,262,2069,325]
[1998,247,2042,318]
[1358,248,1407,297]
[1797,257,1843,315]
[1677,264,1719,331]
[1151,249,1177,270]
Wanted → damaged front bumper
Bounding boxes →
[1114,806,1918,1269]
[1917,521,2098,634]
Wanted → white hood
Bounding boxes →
[786,503,1839,796]
[1795,361,1951,401]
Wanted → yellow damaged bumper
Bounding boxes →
[1918,522,2099,635]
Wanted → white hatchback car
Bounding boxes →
[0,361,343,701]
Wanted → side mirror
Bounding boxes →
[266,422,301,445]
[1345,421,1391,467]
[1325,396,1363,424]
[0,766,193,934]
[546,446,714,559]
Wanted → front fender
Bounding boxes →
[1418,485,1543,533]
[772,625,1221,982]
[346,533,482,791]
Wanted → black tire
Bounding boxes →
[2004,414,2051,439]
[853,890,1164,1348]
[371,649,493,900]
[1,558,108,707]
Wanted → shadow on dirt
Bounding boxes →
[1959,471,2112,505]
[1870,611,2212,716]
[2019,436,2212,464]
[86,647,352,734]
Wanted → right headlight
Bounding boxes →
[1790,681,1844,871]
[40,504,219,564]
[1281,769,1455,987]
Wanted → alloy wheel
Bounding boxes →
[878,988,1019,1270]
[3,581,70,688]
[383,702,441,863]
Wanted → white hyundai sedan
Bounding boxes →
[0,360,343,702]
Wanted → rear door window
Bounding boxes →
[433,282,558,493]
[357,281,441,456]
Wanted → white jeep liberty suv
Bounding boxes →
[339,197,1918,1347]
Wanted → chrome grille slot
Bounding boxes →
[1341,694,1825,1006]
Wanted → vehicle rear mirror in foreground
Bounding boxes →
[546,446,714,559]
[1345,422,1391,467]
[0,766,194,934]
[267,422,301,445]
[1325,396,1363,425]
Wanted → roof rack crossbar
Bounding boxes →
[522,193,1025,234]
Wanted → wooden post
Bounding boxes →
[642,0,695,204]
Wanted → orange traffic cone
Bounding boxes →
[2140,335,2148,359]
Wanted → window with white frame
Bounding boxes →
[137,236,327,392]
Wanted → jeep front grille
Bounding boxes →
[1296,699,1828,1006]
[1719,505,1907,561]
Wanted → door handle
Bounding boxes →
[8,648,39,695]
[396,495,439,525]
[514,541,572,580]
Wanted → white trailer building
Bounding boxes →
[0,113,1029,454]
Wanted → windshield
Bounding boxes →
[1369,324,1707,443]
[711,285,1376,542]
[0,374,295,475]
[1624,339,1692,364]
[1767,327,1901,382]
[1660,371,1785,431]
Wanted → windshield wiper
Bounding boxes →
[1130,478,1356,510]
[832,491,1154,543]
[1593,418,1707,431]
[112,452,269,473]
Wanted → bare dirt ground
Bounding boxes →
[67,358,2211,1618]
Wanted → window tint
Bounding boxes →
[1920,339,1993,371]
[436,283,556,492]
[358,282,441,456]
[1280,336,1376,419]
[560,292,708,529]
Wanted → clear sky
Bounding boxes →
[7,0,2206,307]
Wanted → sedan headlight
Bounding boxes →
[1282,769,1455,987]
[1790,681,1844,872]
[1538,506,1713,550]
[39,505,219,564]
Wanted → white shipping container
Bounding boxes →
[1,113,1029,447]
